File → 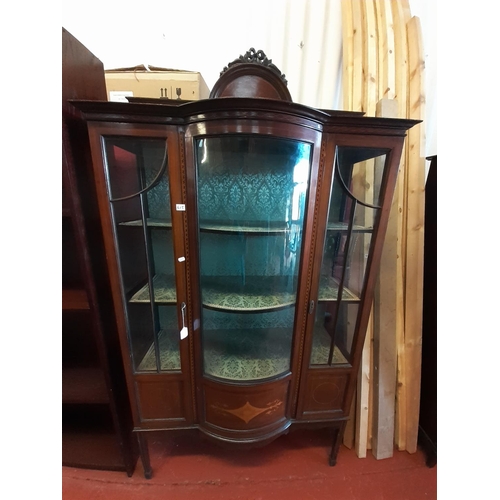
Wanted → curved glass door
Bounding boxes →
[195,136,312,381]
[102,136,180,373]
[310,145,389,366]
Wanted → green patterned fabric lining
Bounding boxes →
[137,329,181,371]
[201,276,296,311]
[136,326,347,378]
[318,275,359,302]
[129,274,177,303]
[310,326,348,365]
[130,273,359,306]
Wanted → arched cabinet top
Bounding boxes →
[209,48,292,101]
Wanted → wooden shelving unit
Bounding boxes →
[62,27,137,475]
[62,367,110,404]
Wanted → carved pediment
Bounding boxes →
[221,48,288,85]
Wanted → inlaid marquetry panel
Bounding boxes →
[203,378,289,431]
[299,372,348,417]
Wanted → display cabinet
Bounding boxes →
[72,50,418,478]
[62,27,137,475]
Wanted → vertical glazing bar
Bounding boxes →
[139,192,162,373]
[328,198,357,365]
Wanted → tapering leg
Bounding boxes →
[137,432,153,479]
[329,421,347,466]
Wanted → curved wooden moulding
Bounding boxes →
[210,48,292,101]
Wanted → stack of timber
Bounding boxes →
[340,0,426,458]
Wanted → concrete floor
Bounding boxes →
[62,428,437,499]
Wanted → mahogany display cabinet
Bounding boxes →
[72,52,418,478]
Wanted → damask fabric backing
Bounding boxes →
[137,326,347,378]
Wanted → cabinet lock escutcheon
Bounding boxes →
[309,300,315,314]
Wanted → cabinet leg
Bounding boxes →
[137,432,153,479]
[329,421,347,466]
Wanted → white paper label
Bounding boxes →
[176,204,186,211]
[109,90,134,102]
[177,257,186,262]
[180,326,188,339]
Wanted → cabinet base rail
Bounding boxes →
[133,418,349,479]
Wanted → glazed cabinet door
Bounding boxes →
[297,134,404,420]
[86,123,194,429]
[184,122,322,443]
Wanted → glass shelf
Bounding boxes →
[327,223,372,233]
[130,273,359,308]
[318,276,360,302]
[129,274,177,304]
[120,218,172,229]
[200,220,291,235]
[130,273,298,311]
[120,218,292,235]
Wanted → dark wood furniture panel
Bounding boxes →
[62,27,137,475]
[418,155,437,467]
[62,367,110,404]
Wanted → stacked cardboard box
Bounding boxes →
[105,65,210,102]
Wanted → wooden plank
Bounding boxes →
[351,154,372,457]
[351,0,364,112]
[400,0,412,23]
[355,0,378,456]
[404,15,426,455]
[341,0,354,111]
[375,0,396,100]
[367,312,374,450]
[390,0,410,450]
[362,0,378,115]
[372,98,399,460]
[355,322,371,458]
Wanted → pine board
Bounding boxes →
[341,0,354,111]
[391,0,410,450]
[404,15,426,454]
[376,0,396,100]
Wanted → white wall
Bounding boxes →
[62,0,436,155]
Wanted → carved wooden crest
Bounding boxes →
[221,48,288,85]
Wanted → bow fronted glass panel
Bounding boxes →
[195,136,312,381]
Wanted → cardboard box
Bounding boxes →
[105,65,210,102]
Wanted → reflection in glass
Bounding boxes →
[310,146,388,366]
[196,136,312,381]
[102,137,180,373]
